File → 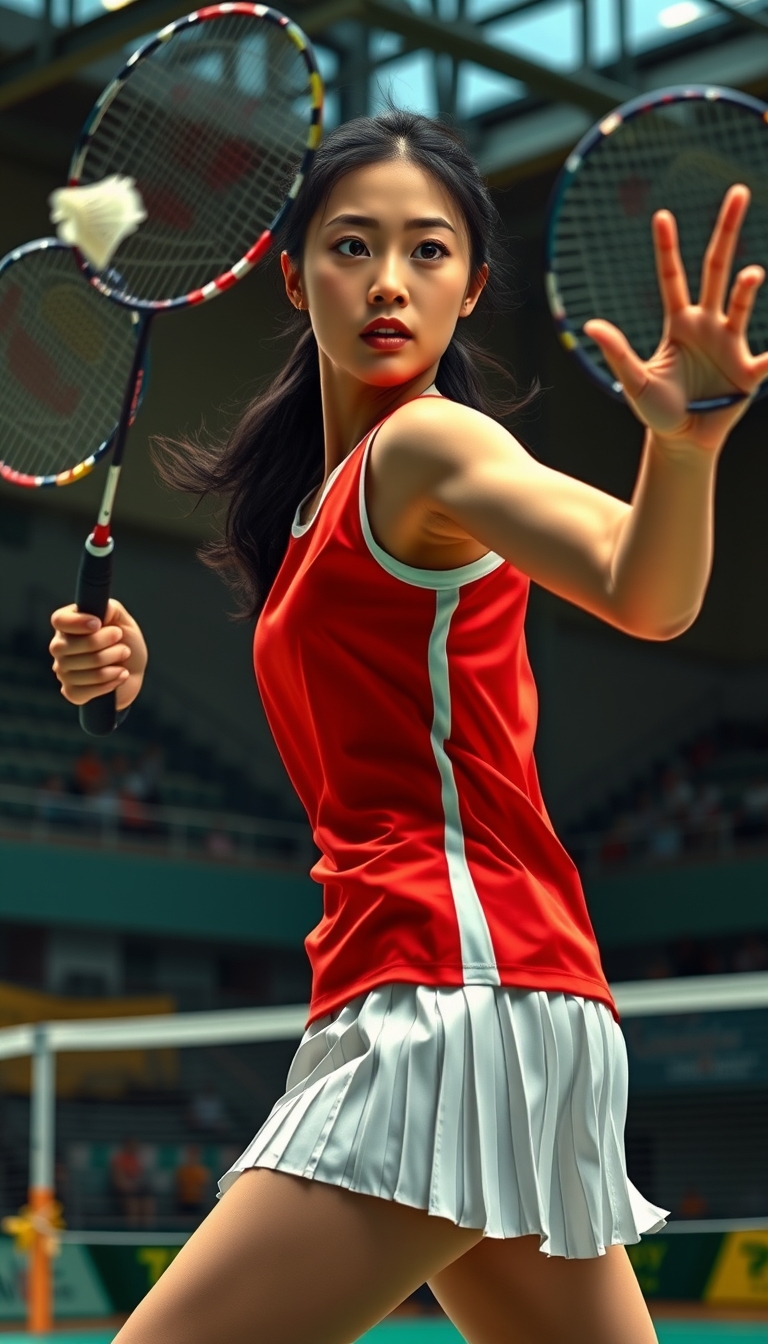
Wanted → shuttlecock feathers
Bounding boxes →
[49,176,147,271]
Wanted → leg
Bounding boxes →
[114,1167,483,1344]
[429,1233,658,1344]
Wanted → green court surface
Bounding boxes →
[1,1321,767,1343]
[363,1324,768,1344]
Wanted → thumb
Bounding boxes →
[104,598,132,630]
[583,319,648,401]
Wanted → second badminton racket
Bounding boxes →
[57,2,323,736]
[0,238,144,490]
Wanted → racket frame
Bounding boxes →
[0,237,144,489]
[67,2,323,312]
[544,84,768,409]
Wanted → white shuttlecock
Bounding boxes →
[49,176,147,271]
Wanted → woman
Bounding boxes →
[49,111,767,1344]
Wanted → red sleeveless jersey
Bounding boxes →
[255,410,616,1025]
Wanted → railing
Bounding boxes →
[5,776,767,877]
[0,780,314,867]
[567,808,764,879]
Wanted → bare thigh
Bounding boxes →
[429,1234,658,1344]
[113,1168,483,1344]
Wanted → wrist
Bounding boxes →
[645,427,720,468]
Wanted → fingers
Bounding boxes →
[726,264,764,338]
[60,668,131,706]
[700,184,751,315]
[49,622,125,662]
[59,643,132,676]
[50,604,101,636]
[583,318,649,401]
[50,599,132,635]
[49,613,131,705]
[652,209,690,317]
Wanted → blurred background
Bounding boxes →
[1,0,768,1328]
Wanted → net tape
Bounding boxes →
[79,14,313,304]
[0,245,138,480]
[553,100,768,384]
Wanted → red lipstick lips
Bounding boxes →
[360,317,413,351]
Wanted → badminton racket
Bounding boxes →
[0,237,145,489]
[545,85,768,412]
[56,2,323,736]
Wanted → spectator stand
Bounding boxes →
[567,718,768,879]
[0,633,312,867]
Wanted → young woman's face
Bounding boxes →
[281,158,487,388]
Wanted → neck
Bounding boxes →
[317,351,440,476]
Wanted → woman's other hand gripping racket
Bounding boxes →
[49,600,147,714]
[584,184,768,452]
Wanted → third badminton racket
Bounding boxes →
[545,85,768,412]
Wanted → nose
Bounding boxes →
[369,251,408,307]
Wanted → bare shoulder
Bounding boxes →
[378,396,509,462]
[365,395,533,565]
[373,396,521,495]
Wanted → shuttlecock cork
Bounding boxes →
[49,176,147,271]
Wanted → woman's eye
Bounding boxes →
[335,238,369,257]
[413,241,448,261]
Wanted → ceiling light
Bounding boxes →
[658,0,705,25]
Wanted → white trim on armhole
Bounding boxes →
[358,431,505,590]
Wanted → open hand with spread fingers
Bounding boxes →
[583,184,768,453]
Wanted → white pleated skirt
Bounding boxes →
[218,982,668,1258]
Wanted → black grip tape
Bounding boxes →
[76,540,118,737]
[76,541,113,622]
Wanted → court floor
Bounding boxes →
[0,1321,766,1342]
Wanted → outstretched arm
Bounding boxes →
[388,185,768,640]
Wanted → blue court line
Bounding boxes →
[0,1319,766,1342]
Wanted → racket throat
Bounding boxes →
[92,462,121,547]
[86,531,114,556]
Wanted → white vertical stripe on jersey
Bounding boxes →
[428,588,501,983]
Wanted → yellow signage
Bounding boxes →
[0,982,176,1097]
[136,1247,181,1288]
[706,1230,768,1303]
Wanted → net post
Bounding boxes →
[28,1024,56,1333]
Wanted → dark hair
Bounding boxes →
[156,109,535,618]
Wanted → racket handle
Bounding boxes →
[76,533,118,737]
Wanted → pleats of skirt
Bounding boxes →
[218,982,668,1258]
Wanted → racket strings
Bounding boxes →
[79,13,313,303]
[0,247,138,480]
[553,100,768,378]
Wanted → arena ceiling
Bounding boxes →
[1,0,768,185]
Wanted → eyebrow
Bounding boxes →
[324,213,457,234]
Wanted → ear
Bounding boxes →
[459,263,489,319]
[280,250,306,310]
